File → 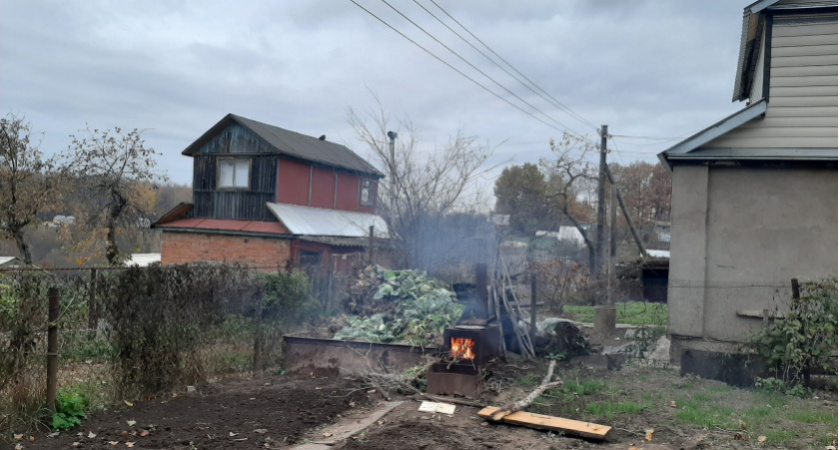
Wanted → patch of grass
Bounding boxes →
[585,401,649,419]
[674,400,737,429]
[563,301,667,325]
[516,374,540,387]
[762,429,798,446]
[786,410,837,424]
[564,379,606,396]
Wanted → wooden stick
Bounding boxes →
[371,381,391,401]
[491,360,561,421]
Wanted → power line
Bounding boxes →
[348,0,573,135]
[427,0,598,131]
[610,134,682,141]
[378,0,583,136]
[411,0,595,134]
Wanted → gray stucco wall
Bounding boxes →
[668,165,837,352]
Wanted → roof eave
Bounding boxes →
[658,99,768,169]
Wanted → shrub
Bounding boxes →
[258,271,319,325]
[751,278,837,387]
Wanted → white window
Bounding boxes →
[218,160,250,189]
[361,179,374,206]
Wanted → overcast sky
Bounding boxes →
[2,0,747,199]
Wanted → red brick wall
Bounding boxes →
[161,231,292,271]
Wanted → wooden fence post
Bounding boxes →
[530,269,538,336]
[88,268,97,329]
[47,287,60,413]
[252,292,264,373]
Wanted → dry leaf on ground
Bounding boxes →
[645,429,654,441]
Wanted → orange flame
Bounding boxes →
[451,337,476,360]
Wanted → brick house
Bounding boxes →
[153,114,387,272]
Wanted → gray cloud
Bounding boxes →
[3,0,747,201]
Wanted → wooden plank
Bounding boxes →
[770,54,838,68]
[773,33,838,48]
[770,95,838,107]
[770,84,838,98]
[772,43,837,58]
[774,23,838,38]
[772,64,838,77]
[765,105,837,118]
[477,406,611,440]
[770,75,838,87]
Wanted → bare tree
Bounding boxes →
[64,126,167,265]
[0,114,57,264]
[541,133,599,272]
[348,102,493,270]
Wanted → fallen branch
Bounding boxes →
[370,381,391,401]
[491,360,561,421]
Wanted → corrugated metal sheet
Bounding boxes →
[267,202,388,238]
[182,114,383,177]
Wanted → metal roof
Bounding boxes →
[126,253,161,267]
[182,114,383,178]
[658,100,768,169]
[267,202,389,238]
[0,256,22,267]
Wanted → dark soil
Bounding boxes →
[25,374,371,449]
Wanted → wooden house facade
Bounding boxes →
[153,114,388,272]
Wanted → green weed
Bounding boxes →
[52,389,89,430]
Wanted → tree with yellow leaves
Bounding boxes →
[63,127,167,265]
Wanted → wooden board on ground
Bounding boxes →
[477,406,611,440]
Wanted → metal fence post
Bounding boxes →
[47,287,59,413]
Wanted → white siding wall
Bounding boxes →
[708,14,838,149]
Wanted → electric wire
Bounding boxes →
[378,0,585,137]
[412,0,596,134]
[347,0,573,135]
[427,0,598,131]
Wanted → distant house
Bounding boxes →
[652,222,670,244]
[0,256,22,268]
[126,253,161,267]
[153,114,388,272]
[658,0,837,364]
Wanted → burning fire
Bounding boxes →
[451,337,476,360]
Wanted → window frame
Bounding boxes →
[216,158,252,190]
[360,178,375,206]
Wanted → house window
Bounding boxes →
[218,159,250,189]
[299,250,323,267]
[360,179,374,206]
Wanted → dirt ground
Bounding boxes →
[20,374,373,449]
[15,361,838,450]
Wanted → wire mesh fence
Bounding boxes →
[0,263,323,434]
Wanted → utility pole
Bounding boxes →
[608,185,618,306]
[387,131,397,216]
[596,124,608,273]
